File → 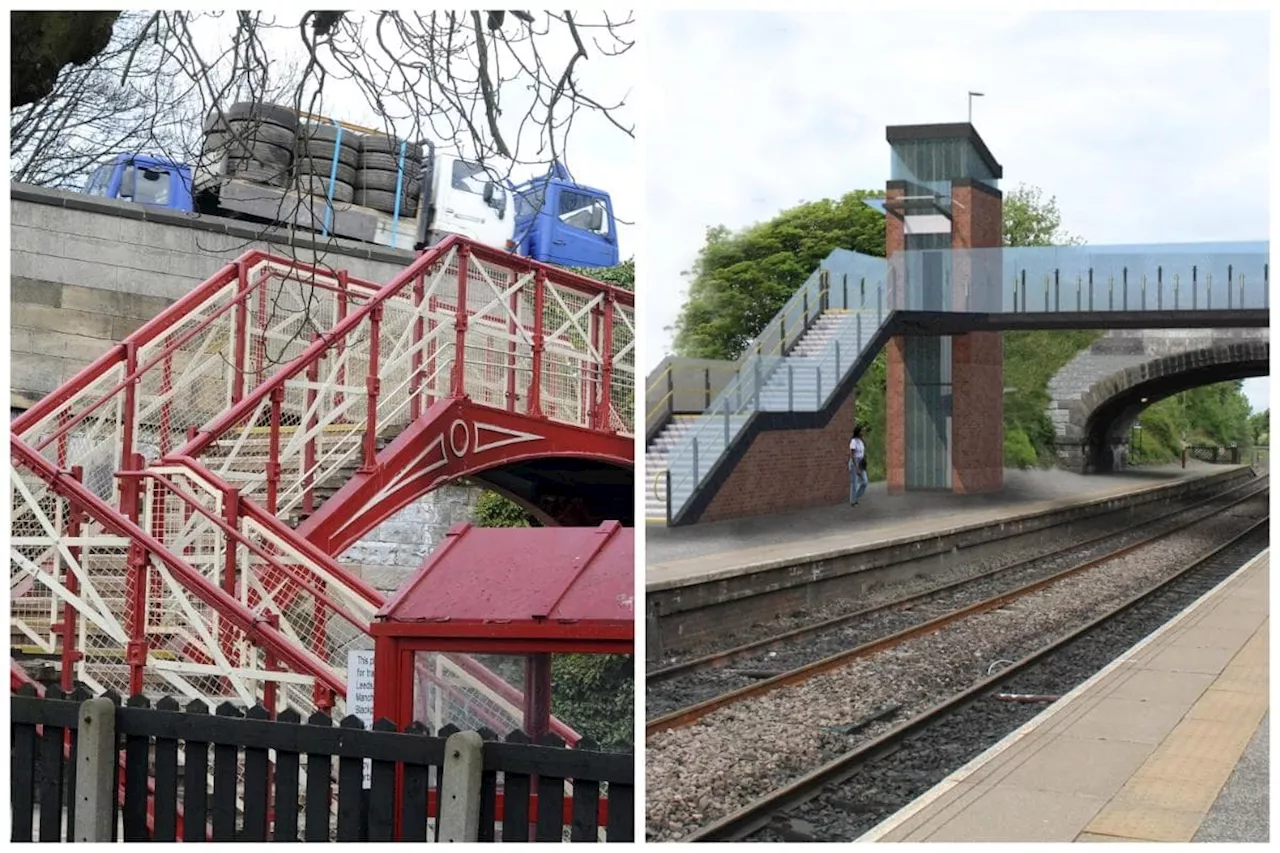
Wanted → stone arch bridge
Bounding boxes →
[1048,328,1269,473]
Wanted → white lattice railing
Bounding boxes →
[11,237,632,739]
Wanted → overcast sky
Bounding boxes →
[198,13,638,254]
[644,9,1269,411]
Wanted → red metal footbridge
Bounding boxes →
[10,235,634,736]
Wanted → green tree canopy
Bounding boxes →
[673,191,886,360]
[1002,183,1084,248]
[1248,408,1269,445]
[1133,382,1256,464]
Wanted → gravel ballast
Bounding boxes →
[763,520,1269,842]
[644,491,1267,841]
[650,481,1244,671]
[647,483,1255,719]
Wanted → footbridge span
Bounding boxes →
[11,235,635,737]
[645,123,1267,527]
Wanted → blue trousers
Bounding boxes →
[849,460,868,503]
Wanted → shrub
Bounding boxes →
[1004,427,1038,469]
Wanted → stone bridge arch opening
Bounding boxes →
[1058,341,1269,473]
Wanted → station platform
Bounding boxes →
[647,463,1249,592]
[859,549,1269,843]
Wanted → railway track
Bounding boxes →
[646,475,1267,734]
[688,515,1269,842]
[645,482,1268,841]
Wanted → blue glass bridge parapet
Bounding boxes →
[660,241,1267,525]
[885,241,1269,315]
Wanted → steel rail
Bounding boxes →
[683,513,1269,842]
[646,477,1267,738]
[648,472,1259,683]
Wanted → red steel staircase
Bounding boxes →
[10,236,635,735]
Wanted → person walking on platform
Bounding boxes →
[849,425,868,506]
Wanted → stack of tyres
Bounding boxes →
[294,123,359,204]
[202,102,298,187]
[356,134,423,218]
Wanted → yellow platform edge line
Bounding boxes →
[857,548,1270,843]
[1081,619,1269,842]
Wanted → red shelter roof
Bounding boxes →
[371,521,634,647]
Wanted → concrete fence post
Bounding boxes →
[75,697,117,842]
[438,730,483,842]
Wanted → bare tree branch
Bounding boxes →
[11,10,636,367]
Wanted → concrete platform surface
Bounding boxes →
[647,463,1243,590]
[860,549,1269,843]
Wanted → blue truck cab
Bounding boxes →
[80,151,621,270]
[511,163,619,268]
[83,154,195,213]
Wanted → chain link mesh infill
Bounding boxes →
[10,458,320,709]
[610,304,636,435]
[200,249,460,516]
[16,258,363,493]
[11,243,630,726]
[413,652,526,735]
[540,282,599,428]
[11,463,135,698]
[142,466,370,703]
[10,470,70,655]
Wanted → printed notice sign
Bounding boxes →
[346,649,375,788]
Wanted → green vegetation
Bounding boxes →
[547,653,633,749]
[670,182,1260,476]
[1003,427,1039,470]
[573,256,635,292]
[1002,183,1084,248]
[853,354,888,482]
[673,192,886,360]
[472,490,535,527]
[1131,384,1257,464]
[1248,409,1269,446]
[1003,329,1103,465]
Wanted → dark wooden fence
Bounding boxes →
[11,686,634,842]
[1185,445,1242,465]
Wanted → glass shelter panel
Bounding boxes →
[412,651,527,735]
[903,335,952,490]
[890,137,1000,206]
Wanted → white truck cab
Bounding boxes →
[89,107,617,266]
[418,153,514,250]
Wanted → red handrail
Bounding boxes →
[174,235,631,463]
[12,250,384,439]
[11,439,345,699]
[120,467,377,627]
